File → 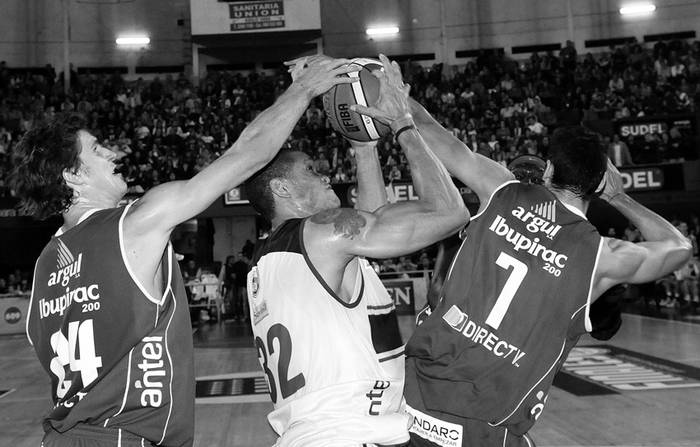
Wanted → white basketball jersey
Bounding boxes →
[247,219,409,447]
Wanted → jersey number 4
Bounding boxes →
[485,252,528,330]
[49,319,103,398]
[255,323,306,404]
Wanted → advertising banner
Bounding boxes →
[381,277,428,315]
[615,115,696,138]
[191,0,320,35]
[228,1,285,31]
[0,296,29,335]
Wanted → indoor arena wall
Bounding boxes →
[0,0,189,69]
[321,0,700,62]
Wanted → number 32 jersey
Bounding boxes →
[248,218,409,447]
[405,181,603,437]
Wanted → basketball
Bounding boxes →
[322,58,392,142]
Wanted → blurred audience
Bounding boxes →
[2,39,700,312]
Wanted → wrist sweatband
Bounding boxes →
[394,124,417,141]
[391,114,416,142]
[390,114,415,134]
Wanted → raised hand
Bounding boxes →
[284,54,339,78]
[598,158,626,202]
[349,54,411,127]
[287,56,360,99]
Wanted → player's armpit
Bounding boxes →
[594,237,692,296]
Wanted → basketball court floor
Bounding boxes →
[2,304,699,447]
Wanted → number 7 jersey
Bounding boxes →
[405,181,603,436]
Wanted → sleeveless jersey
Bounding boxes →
[248,218,409,447]
[405,181,603,438]
[27,204,194,446]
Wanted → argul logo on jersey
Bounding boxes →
[511,202,562,240]
[48,239,83,287]
[531,200,556,222]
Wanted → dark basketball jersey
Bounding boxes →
[27,204,194,446]
[405,181,603,438]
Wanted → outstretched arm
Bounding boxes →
[594,160,692,296]
[408,97,514,207]
[127,57,359,234]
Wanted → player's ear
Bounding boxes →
[270,178,292,199]
[62,166,86,188]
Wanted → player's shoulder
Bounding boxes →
[254,218,305,262]
[304,207,374,241]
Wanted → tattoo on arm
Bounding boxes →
[310,208,367,239]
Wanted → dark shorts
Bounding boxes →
[42,424,151,447]
[406,405,535,447]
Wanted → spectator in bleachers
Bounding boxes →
[608,133,634,166]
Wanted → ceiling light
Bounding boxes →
[116,36,150,46]
[619,3,656,15]
[366,26,399,37]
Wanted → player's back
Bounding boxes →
[248,218,408,446]
[405,181,602,436]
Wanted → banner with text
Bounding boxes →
[337,181,479,208]
[381,277,428,315]
[615,114,696,138]
[191,0,320,35]
[618,163,684,192]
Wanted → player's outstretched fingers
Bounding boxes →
[378,54,403,86]
[333,76,361,85]
[288,57,309,81]
[316,57,353,70]
[369,69,386,81]
[333,64,362,76]
[283,56,306,67]
[350,104,390,124]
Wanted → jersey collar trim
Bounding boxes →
[561,202,587,220]
[299,218,364,309]
[55,208,104,236]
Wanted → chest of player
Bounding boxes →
[29,223,177,403]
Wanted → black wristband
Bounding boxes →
[394,124,416,142]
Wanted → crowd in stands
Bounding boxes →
[1,38,700,312]
[0,268,31,295]
[1,37,700,201]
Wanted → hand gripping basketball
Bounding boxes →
[349,54,411,128]
[287,55,361,99]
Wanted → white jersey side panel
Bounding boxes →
[361,258,405,379]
